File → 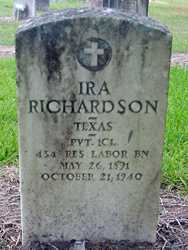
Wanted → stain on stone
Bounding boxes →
[40,22,75,84]
[115,47,124,69]
[52,114,58,124]
[44,39,62,83]
[16,27,37,61]
[69,92,77,101]
[64,127,74,145]
[16,29,38,92]
[119,20,130,37]
[141,39,148,69]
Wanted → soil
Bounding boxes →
[0,17,14,22]
[0,46,15,58]
[0,166,188,250]
[0,167,20,250]
[171,53,188,68]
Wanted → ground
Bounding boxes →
[0,46,15,57]
[0,166,188,249]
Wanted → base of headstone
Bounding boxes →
[22,240,154,250]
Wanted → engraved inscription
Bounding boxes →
[77,38,112,71]
[29,81,159,115]
[84,42,104,67]
[30,80,155,184]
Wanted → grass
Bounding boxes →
[0,0,13,16]
[0,58,18,166]
[149,0,188,53]
[0,59,187,193]
[0,21,19,46]
[162,67,188,193]
[0,0,18,46]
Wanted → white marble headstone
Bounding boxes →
[16,9,172,247]
[36,0,49,11]
[90,0,149,16]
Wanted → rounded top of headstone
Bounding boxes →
[16,8,171,37]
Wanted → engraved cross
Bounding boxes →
[84,42,104,67]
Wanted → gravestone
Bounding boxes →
[25,0,36,17]
[14,1,28,20]
[90,0,149,16]
[36,0,49,11]
[14,0,36,20]
[16,8,172,248]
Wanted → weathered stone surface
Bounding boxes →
[89,0,149,16]
[16,8,172,246]
[90,0,103,7]
[36,0,49,11]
